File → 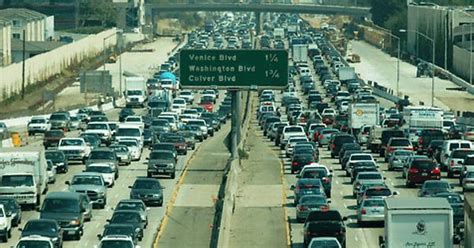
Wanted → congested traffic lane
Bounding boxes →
[3,92,223,248]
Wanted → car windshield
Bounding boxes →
[394,150,413,156]
[30,118,46,124]
[352,155,372,161]
[117,202,144,211]
[302,169,327,178]
[0,175,34,187]
[367,188,391,196]
[72,176,102,185]
[42,198,80,213]
[152,120,169,126]
[45,131,63,137]
[119,141,137,147]
[87,123,108,130]
[358,173,382,180]
[150,152,174,160]
[116,128,140,137]
[87,166,113,173]
[452,150,474,158]
[111,212,141,224]
[89,151,115,160]
[45,151,65,160]
[133,180,161,189]
[24,221,56,232]
[111,146,128,153]
[50,114,67,120]
[127,90,142,96]
[126,117,141,122]
[104,226,134,236]
[99,240,134,248]
[60,139,83,146]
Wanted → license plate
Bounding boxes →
[68,230,76,235]
[158,169,165,173]
[422,173,428,176]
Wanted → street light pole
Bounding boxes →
[400,29,436,107]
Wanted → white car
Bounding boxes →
[170,104,183,114]
[308,237,341,248]
[118,139,142,161]
[280,125,306,149]
[46,160,56,184]
[57,138,91,162]
[96,235,140,248]
[182,109,200,119]
[179,90,194,103]
[322,108,337,116]
[16,235,54,248]
[201,93,216,104]
[172,98,187,110]
[27,116,50,135]
[85,163,116,187]
[84,122,113,144]
[285,135,309,157]
[124,116,145,131]
[0,203,12,242]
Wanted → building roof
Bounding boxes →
[11,39,66,53]
[0,8,47,22]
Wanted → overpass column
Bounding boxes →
[255,11,262,35]
[144,6,155,40]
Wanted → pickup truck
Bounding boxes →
[280,126,306,150]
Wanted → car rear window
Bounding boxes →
[358,173,382,180]
[352,155,373,161]
[335,136,355,144]
[362,199,385,207]
[366,188,391,197]
[452,150,474,158]
[412,160,436,169]
[286,127,303,133]
[390,139,411,146]
[302,169,327,178]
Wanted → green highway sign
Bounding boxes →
[179,49,288,88]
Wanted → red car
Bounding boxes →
[200,102,213,112]
[405,159,440,187]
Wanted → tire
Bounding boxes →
[447,171,453,178]
[147,172,152,178]
[170,172,176,179]
[296,217,303,223]
[291,169,295,174]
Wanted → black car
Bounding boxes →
[418,180,453,197]
[298,167,333,198]
[380,129,405,157]
[45,150,68,173]
[107,210,145,241]
[291,154,315,174]
[304,210,347,247]
[338,143,362,162]
[416,129,444,154]
[329,134,356,158]
[129,178,164,206]
[0,197,21,226]
[119,108,135,122]
[99,224,140,244]
[20,219,63,248]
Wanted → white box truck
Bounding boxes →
[381,198,453,248]
[274,28,285,39]
[403,106,444,129]
[292,44,308,62]
[338,67,356,82]
[0,147,48,209]
[348,103,380,130]
[124,76,147,108]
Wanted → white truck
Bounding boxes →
[338,67,356,82]
[0,147,48,209]
[348,103,380,130]
[292,44,308,62]
[381,198,453,248]
[274,28,285,39]
[287,25,298,35]
[124,76,147,108]
[403,106,444,129]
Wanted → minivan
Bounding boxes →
[440,140,473,169]
[40,192,90,240]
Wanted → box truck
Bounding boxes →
[124,76,147,108]
[0,147,48,209]
[292,44,308,62]
[348,103,380,130]
[338,67,356,82]
[380,198,453,248]
[403,106,444,129]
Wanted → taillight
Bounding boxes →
[292,161,298,167]
[322,177,331,183]
[404,147,413,151]
[299,206,308,211]
[361,208,366,215]
[319,134,324,140]
[388,147,396,152]
[431,167,441,174]
[409,168,419,174]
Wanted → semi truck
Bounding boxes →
[292,44,308,62]
[124,76,147,108]
[348,103,380,131]
[380,198,453,248]
[0,147,48,209]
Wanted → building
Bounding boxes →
[0,8,50,41]
[10,39,66,63]
[0,16,11,65]
[407,3,473,84]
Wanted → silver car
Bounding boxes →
[357,198,385,226]
[110,144,132,165]
[353,172,384,197]
[317,128,339,146]
[387,150,413,171]
[295,195,329,223]
[462,170,474,192]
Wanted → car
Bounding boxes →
[117,139,142,161]
[402,154,430,178]
[119,108,135,122]
[80,133,102,149]
[83,122,113,145]
[27,116,50,135]
[297,167,332,198]
[418,180,453,197]
[379,129,405,157]
[445,148,474,178]
[57,138,91,163]
[114,199,149,227]
[0,203,12,242]
[15,235,55,248]
[98,224,140,245]
[416,129,444,153]
[43,130,65,148]
[349,161,378,183]
[357,185,397,206]
[160,134,188,155]
[46,160,56,184]
[177,131,197,150]
[307,237,342,248]
[291,154,316,174]
[463,126,474,141]
[49,112,71,131]
[352,172,385,197]
[329,134,356,158]
[44,149,68,173]
[434,192,464,227]
[295,195,329,223]
[357,198,385,226]
[280,125,306,149]
[85,163,116,187]
[344,153,375,172]
[129,178,164,206]
[387,150,413,171]
[107,211,145,241]
[110,144,132,165]
[338,143,361,162]
[96,234,140,248]
[405,158,441,187]
[19,219,63,248]
[461,168,474,192]
[67,172,107,209]
[384,137,413,161]
[439,140,473,169]
[292,178,325,205]
[151,142,178,159]
[355,181,387,203]
[147,150,176,179]
[85,148,119,179]
[0,198,21,227]
[303,210,347,247]
[285,136,309,157]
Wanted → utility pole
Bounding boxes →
[21,29,25,100]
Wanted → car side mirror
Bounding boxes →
[65,181,70,185]
[97,234,102,240]
[393,191,400,196]
[128,186,132,189]
[290,185,295,190]
[342,216,348,221]
[161,186,166,189]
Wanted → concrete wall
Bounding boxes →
[0,28,118,101]
[453,46,473,85]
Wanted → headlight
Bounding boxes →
[167,163,174,168]
[69,219,80,226]
[0,222,6,228]
[153,194,161,197]
[57,162,65,166]
[52,237,59,242]
[97,191,105,196]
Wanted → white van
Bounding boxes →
[440,140,473,168]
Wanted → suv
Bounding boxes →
[384,137,413,161]
[49,112,71,131]
[97,235,139,248]
[446,148,474,178]
[86,148,119,179]
[416,129,444,154]
[379,129,405,157]
[303,210,347,247]
[405,159,441,187]
[67,172,107,209]
[57,138,91,163]
[329,134,356,158]
[27,116,50,135]
[147,150,176,179]
[129,178,164,206]
[43,130,65,148]
[20,219,63,248]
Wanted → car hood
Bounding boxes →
[69,184,105,192]
[149,158,174,164]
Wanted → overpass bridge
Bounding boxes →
[142,2,371,34]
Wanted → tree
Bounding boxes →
[79,0,117,27]
[369,0,406,27]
